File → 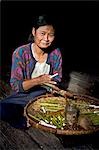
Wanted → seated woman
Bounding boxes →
[0,14,63,128]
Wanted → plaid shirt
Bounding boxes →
[10,43,62,92]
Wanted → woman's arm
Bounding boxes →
[10,49,25,92]
[49,48,62,82]
[22,74,56,91]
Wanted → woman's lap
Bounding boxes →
[0,87,47,128]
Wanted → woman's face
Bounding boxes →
[32,25,55,49]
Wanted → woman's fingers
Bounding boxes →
[39,74,59,86]
[48,81,57,84]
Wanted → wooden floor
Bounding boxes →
[0,120,99,150]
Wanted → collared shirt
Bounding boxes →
[10,43,62,92]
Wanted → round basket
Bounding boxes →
[24,94,99,135]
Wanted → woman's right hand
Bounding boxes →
[38,74,57,85]
[22,74,57,91]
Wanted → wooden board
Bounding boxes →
[0,120,99,149]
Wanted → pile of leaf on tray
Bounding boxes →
[26,96,99,130]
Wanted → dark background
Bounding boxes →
[1,1,99,83]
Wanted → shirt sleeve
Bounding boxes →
[49,48,62,82]
[10,48,25,93]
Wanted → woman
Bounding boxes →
[0,14,62,128]
[10,14,62,93]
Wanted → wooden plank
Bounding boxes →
[0,120,65,150]
[0,120,41,150]
[25,127,65,150]
[0,120,99,150]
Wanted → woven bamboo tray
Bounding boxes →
[24,94,99,135]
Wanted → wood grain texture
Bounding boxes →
[0,120,99,150]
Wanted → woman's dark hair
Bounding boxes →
[28,14,56,42]
[33,14,56,29]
